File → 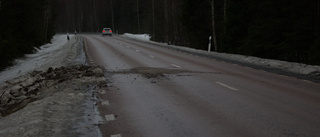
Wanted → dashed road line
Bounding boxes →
[135,50,140,52]
[216,82,238,91]
[149,55,155,58]
[102,100,110,106]
[100,90,107,94]
[302,79,312,83]
[171,64,181,68]
[111,134,122,137]
[86,56,95,65]
[105,114,116,121]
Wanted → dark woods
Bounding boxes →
[0,0,57,70]
[57,0,320,66]
[1,0,319,71]
[225,0,320,65]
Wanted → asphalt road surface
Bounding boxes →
[82,34,320,137]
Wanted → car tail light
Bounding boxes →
[109,30,112,33]
[103,30,106,32]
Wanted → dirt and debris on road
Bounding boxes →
[0,65,104,116]
[109,67,196,79]
[0,35,107,137]
[0,65,106,137]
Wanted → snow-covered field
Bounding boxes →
[122,33,320,81]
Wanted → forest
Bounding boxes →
[1,0,320,71]
[56,0,320,66]
[0,0,57,70]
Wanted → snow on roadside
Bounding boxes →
[211,52,320,75]
[0,65,105,137]
[0,34,74,84]
[122,34,320,78]
[123,33,151,41]
[0,34,105,137]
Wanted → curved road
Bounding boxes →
[82,34,320,137]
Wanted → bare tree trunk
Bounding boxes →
[318,0,320,14]
[152,0,155,39]
[79,1,83,32]
[92,0,99,31]
[172,1,177,45]
[0,1,2,13]
[164,0,169,43]
[111,0,115,32]
[210,0,218,52]
[223,0,227,35]
[43,5,51,42]
[137,0,140,34]
[67,1,74,32]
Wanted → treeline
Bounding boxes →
[0,0,57,70]
[57,0,187,44]
[57,0,320,65]
[224,0,320,65]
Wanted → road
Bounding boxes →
[82,34,320,137]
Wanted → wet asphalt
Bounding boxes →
[82,34,320,137]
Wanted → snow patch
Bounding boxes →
[0,65,106,137]
[123,33,151,41]
[0,35,104,137]
[0,34,75,84]
[120,34,320,78]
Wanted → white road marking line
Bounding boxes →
[171,64,181,68]
[302,79,312,83]
[100,90,107,94]
[136,50,140,52]
[149,55,155,58]
[102,100,110,106]
[105,114,116,121]
[280,75,289,78]
[216,82,238,91]
[111,134,122,137]
[126,46,130,48]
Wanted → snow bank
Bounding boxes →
[121,34,320,79]
[0,34,76,84]
[208,52,320,76]
[0,35,104,137]
[123,33,151,41]
[0,65,105,137]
